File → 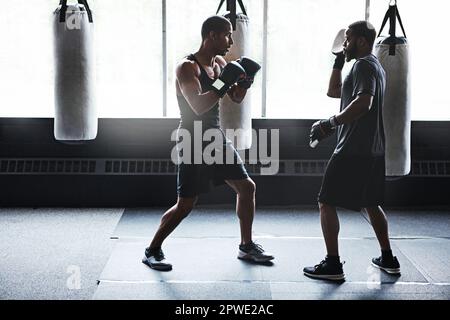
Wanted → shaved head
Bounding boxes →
[201,15,232,40]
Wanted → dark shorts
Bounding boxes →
[177,140,249,198]
[318,153,386,212]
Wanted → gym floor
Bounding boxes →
[1,206,449,300]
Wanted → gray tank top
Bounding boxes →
[177,54,221,132]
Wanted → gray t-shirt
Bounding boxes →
[335,54,386,157]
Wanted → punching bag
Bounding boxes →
[217,0,253,150]
[53,0,97,142]
[373,2,411,176]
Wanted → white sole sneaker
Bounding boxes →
[142,256,173,271]
[371,262,401,275]
[303,271,346,281]
[238,250,275,263]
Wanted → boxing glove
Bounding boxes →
[310,116,339,148]
[211,61,247,98]
[237,57,261,89]
[333,52,346,70]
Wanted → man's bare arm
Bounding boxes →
[327,69,342,98]
[327,53,346,98]
[177,62,220,116]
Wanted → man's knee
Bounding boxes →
[176,197,197,217]
[238,179,256,198]
[319,202,330,210]
[365,206,382,215]
[319,202,336,213]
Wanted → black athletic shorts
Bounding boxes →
[318,153,386,212]
[177,140,249,198]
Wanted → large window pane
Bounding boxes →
[1,1,449,121]
[266,0,365,119]
[0,0,162,118]
[369,1,450,120]
[0,0,54,117]
[93,0,162,118]
[166,0,263,118]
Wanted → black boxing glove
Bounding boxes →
[236,57,261,89]
[333,52,346,71]
[310,116,339,148]
[211,61,247,98]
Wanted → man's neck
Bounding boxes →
[195,47,217,67]
[355,48,372,60]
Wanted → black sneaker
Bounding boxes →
[303,258,345,281]
[142,247,173,271]
[238,242,275,263]
[372,256,401,275]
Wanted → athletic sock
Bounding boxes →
[326,255,341,264]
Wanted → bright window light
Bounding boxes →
[0,0,162,118]
[0,0,55,118]
[166,0,263,119]
[0,0,448,120]
[369,0,450,121]
[93,0,163,118]
[266,0,365,119]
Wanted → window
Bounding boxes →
[0,0,449,120]
[265,0,364,119]
[166,0,263,119]
[93,0,163,118]
[0,0,162,118]
[0,0,55,117]
[369,0,450,121]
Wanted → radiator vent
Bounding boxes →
[0,159,96,175]
[104,160,177,175]
[0,159,449,177]
[411,161,450,177]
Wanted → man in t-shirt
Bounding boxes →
[304,21,401,281]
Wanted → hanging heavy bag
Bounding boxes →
[373,1,411,176]
[217,0,253,150]
[53,0,97,142]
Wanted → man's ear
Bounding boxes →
[209,31,216,40]
[357,37,365,48]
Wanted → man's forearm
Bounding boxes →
[327,69,342,98]
[191,85,246,115]
[190,91,221,116]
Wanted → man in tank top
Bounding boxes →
[142,15,274,271]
